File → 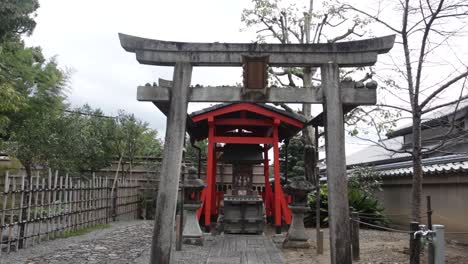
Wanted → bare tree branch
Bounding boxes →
[376,104,414,113]
[342,4,402,33]
[328,22,358,43]
[423,78,467,154]
[414,0,445,99]
[420,69,468,109]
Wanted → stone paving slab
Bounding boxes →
[0,220,284,264]
[1,221,153,264]
[206,235,284,264]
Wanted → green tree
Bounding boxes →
[114,111,163,176]
[185,137,207,169]
[0,0,40,139]
[0,0,39,39]
[0,82,24,137]
[48,105,117,175]
[279,135,305,178]
[2,38,67,180]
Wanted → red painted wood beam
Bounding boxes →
[196,191,206,219]
[205,117,214,227]
[214,126,267,135]
[192,103,304,128]
[215,131,267,137]
[263,145,273,218]
[279,188,292,224]
[213,136,274,144]
[211,143,217,216]
[214,118,273,127]
[272,119,282,228]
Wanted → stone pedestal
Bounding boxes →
[182,203,203,246]
[283,205,311,248]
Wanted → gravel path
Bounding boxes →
[1,221,154,264]
[276,228,468,264]
[2,220,468,264]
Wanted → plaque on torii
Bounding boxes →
[118,33,395,264]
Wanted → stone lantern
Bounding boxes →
[182,167,206,245]
[282,176,315,248]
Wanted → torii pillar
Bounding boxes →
[150,62,192,263]
[118,33,395,264]
[322,62,350,262]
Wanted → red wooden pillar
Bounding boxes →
[272,119,282,233]
[205,117,215,227]
[263,145,273,218]
[211,143,217,215]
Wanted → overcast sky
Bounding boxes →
[26,0,261,134]
[26,0,467,157]
[23,0,388,156]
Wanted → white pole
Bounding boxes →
[433,225,445,264]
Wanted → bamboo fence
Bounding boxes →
[0,170,139,254]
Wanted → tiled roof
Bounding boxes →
[387,99,468,138]
[346,137,408,166]
[373,154,468,176]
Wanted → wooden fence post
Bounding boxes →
[410,221,421,264]
[112,181,117,221]
[52,171,58,239]
[32,172,40,246]
[315,167,323,255]
[317,230,324,255]
[9,176,16,253]
[106,178,110,224]
[351,212,360,261]
[1,172,10,255]
[17,175,26,250]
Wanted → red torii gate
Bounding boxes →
[188,103,305,230]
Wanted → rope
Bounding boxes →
[353,217,468,235]
[353,219,413,234]
[356,215,387,220]
[356,212,412,217]
[434,213,468,229]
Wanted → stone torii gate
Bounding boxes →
[118,33,395,264]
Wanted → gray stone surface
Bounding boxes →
[283,206,310,248]
[150,62,192,263]
[182,204,203,245]
[1,221,151,264]
[119,33,395,67]
[322,62,352,264]
[1,221,285,264]
[137,85,377,105]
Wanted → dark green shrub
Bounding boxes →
[304,166,389,228]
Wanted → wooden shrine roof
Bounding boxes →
[188,103,306,142]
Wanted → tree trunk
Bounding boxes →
[25,164,32,185]
[302,67,317,185]
[302,2,317,185]
[411,113,423,222]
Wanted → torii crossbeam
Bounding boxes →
[119,33,395,264]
